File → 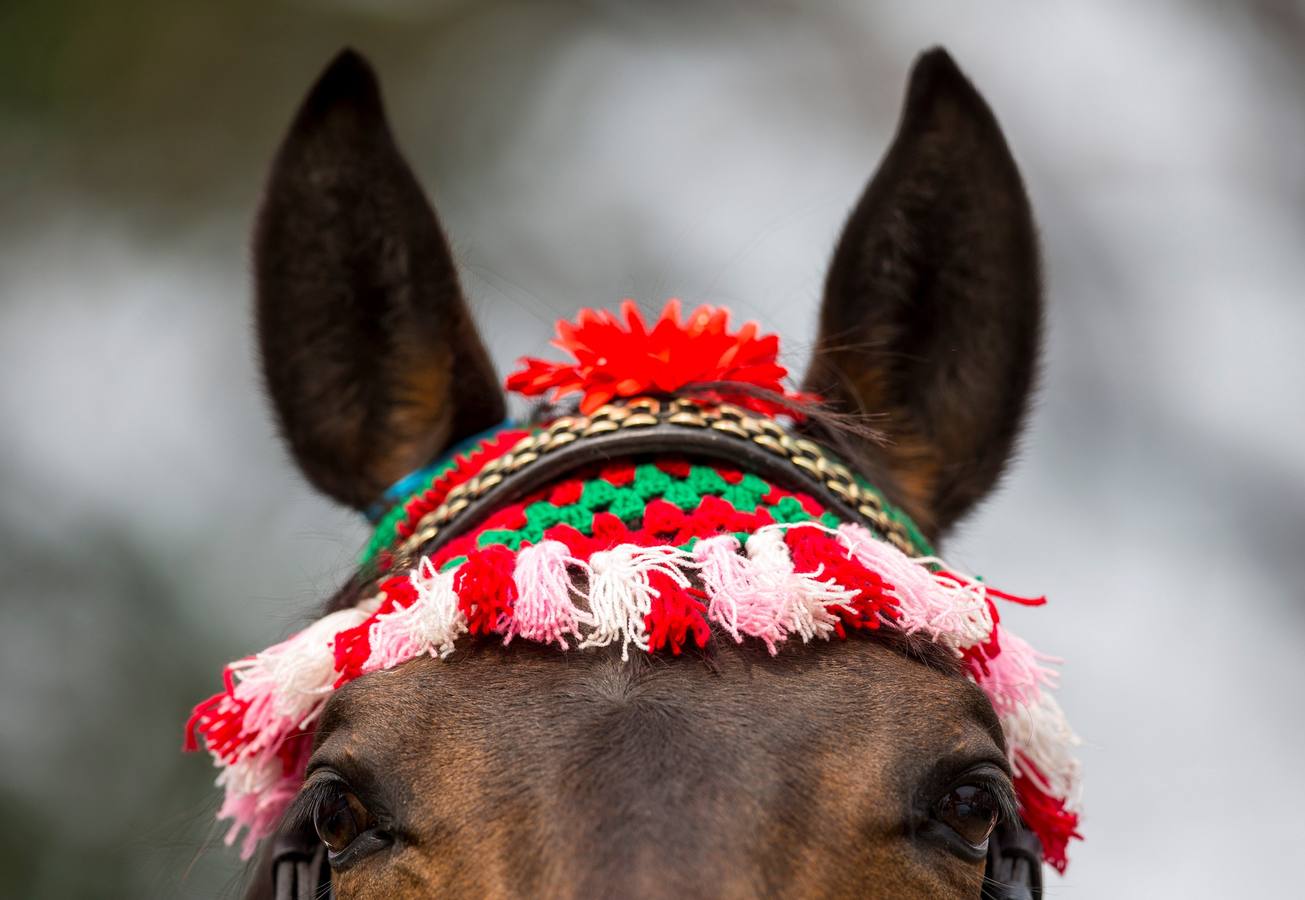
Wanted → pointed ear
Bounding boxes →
[255,49,505,510]
[802,48,1042,540]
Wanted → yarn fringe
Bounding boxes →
[187,521,1080,870]
[507,540,590,648]
[367,558,466,667]
[1002,691,1082,805]
[693,534,785,652]
[746,528,857,643]
[581,545,696,659]
[836,523,995,648]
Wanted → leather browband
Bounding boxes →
[383,397,926,573]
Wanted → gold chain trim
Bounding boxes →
[390,398,918,569]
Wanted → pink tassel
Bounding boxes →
[214,734,311,859]
[977,630,1061,717]
[218,771,300,859]
[693,534,786,653]
[836,524,994,649]
[506,541,589,648]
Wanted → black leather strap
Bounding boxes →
[405,421,887,565]
[378,397,928,573]
[982,819,1044,899]
[251,830,330,900]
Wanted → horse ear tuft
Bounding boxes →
[803,48,1042,540]
[254,49,505,511]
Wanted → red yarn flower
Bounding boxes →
[505,299,816,416]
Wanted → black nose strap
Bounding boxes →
[982,819,1045,899]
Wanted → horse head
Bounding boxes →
[194,46,1076,899]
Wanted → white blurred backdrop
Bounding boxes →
[2,1,1303,896]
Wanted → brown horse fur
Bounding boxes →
[242,46,1043,899]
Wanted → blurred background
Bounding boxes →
[2,1,1303,896]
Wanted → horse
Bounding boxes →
[191,45,1077,899]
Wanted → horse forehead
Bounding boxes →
[320,639,982,789]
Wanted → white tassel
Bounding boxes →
[579,544,695,660]
[215,750,283,799]
[506,540,591,649]
[1001,691,1083,806]
[228,602,377,740]
[745,527,857,643]
[367,557,466,668]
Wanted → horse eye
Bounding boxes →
[313,786,374,855]
[934,784,1001,847]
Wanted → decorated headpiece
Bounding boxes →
[186,301,1082,871]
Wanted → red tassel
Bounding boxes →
[937,568,1046,608]
[184,667,245,757]
[1015,764,1082,874]
[784,529,899,632]
[644,570,710,655]
[330,622,374,688]
[454,545,518,636]
[183,691,223,753]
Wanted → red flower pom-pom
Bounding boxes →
[505,299,817,416]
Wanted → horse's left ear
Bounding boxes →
[254,49,505,511]
[803,48,1042,540]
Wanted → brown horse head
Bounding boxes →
[242,45,1042,899]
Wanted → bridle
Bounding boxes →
[250,397,1047,899]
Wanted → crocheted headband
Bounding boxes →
[186,301,1082,871]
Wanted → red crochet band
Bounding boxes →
[505,300,817,416]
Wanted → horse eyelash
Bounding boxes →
[933,762,1019,826]
[983,773,1020,826]
[998,787,1020,825]
[282,775,343,834]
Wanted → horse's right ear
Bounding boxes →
[255,49,504,511]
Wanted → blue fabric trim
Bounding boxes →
[365,420,516,523]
